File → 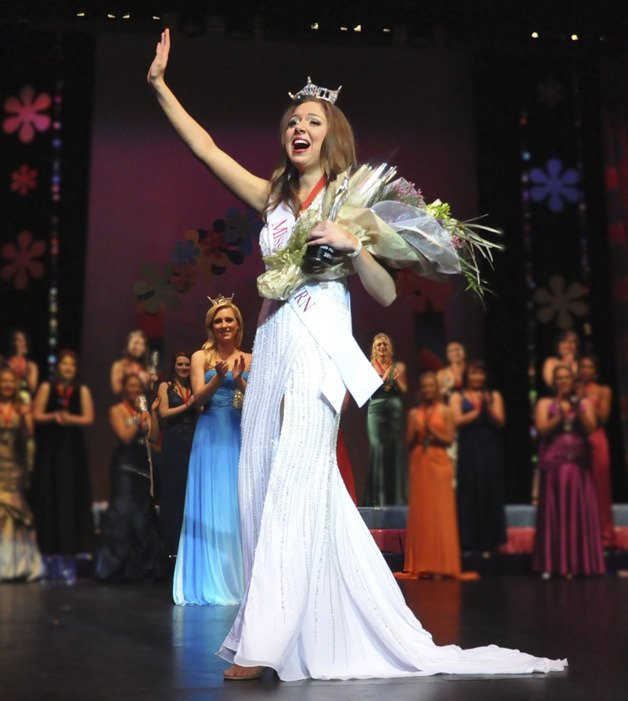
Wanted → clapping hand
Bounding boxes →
[232,354,246,380]
[215,360,230,379]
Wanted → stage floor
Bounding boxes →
[2,576,626,700]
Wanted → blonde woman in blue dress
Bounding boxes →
[148,28,566,681]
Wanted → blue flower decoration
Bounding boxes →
[529,158,581,213]
[171,240,200,265]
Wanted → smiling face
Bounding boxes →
[420,373,439,402]
[57,354,77,382]
[0,370,17,401]
[553,366,575,396]
[446,342,465,364]
[467,367,487,390]
[127,332,146,360]
[557,332,578,359]
[122,375,143,404]
[12,331,27,355]
[284,101,329,174]
[211,307,240,347]
[174,355,191,381]
[579,357,596,383]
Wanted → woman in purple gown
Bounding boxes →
[533,364,605,578]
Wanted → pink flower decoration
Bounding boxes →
[1,230,47,290]
[10,164,38,196]
[3,86,52,143]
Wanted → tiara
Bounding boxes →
[288,77,342,105]
[207,293,234,308]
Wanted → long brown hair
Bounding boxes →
[202,303,244,369]
[264,98,357,217]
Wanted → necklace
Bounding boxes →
[174,380,191,405]
[418,404,437,450]
[56,383,74,409]
[123,400,138,418]
[9,355,26,378]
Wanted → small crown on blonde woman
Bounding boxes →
[207,293,235,308]
[288,77,342,105]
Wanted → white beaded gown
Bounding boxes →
[218,195,567,681]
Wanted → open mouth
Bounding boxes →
[292,138,310,154]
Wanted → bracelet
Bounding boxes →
[347,240,363,259]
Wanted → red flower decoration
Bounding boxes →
[10,164,38,196]
[3,86,51,143]
[1,230,47,290]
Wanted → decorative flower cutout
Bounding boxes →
[1,230,47,290]
[10,164,38,196]
[529,158,581,213]
[3,86,52,143]
[537,77,564,108]
[134,263,181,313]
[171,239,200,266]
[534,274,588,330]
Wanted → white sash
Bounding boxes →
[264,199,381,413]
[288,282,382,413]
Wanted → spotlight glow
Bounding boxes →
[354,24,362,32]
[571,33,579,41]
[311,22,319,30]
[531,31,539,38]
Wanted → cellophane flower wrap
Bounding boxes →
[257,163,502,301]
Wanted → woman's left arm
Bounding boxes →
[598,386,612,425]
[579,398,597,434]
[308,221,396,306]
[487,391,505,427]
[393,362,408,394]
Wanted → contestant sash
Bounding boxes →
[288,282,382,412]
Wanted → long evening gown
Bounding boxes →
[403,404,461,576]
[587,396,615,547]
[366,366,406,505]
[32,383,93,554]
[456,395,506,552]
[533,401,605,576]
[218,194,566,680]
[173,370,246,605]
[94,426,162,581]
[159,384,196,556]
[0,410,43,581]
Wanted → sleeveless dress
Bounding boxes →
[218,192,566,680]
[159,384,196,556]
[456,395,506,552]
[94,421,162,581]
[173,370,246,605]
[0,409,43,580]
[366,364,406,505]
[403,404,461,576]
[32,383,93,554]
[586,394,615,548]
[533,401,605,576]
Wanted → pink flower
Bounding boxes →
[3,86,51,143]
[10,164,38,196]
[1,230,47,290]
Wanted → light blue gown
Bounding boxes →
[173,370,246,605]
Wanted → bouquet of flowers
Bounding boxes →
[257,162,502,301]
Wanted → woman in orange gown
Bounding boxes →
[401,372,461,578]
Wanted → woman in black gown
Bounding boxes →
[94,374,163,581]
[450,360,507,556]
[32,350,94,555]
[156,352,197,556]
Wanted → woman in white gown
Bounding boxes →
[147,29,567,681]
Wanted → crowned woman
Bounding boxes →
[148,29,564,681]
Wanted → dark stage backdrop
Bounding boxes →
[82,30,480,500]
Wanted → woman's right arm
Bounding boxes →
[190,351,224,406]
[32,383,57,423]
[147,29,270,212]
[109,405,142,444]
[535,398,561,437]
[156,381,193,419]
